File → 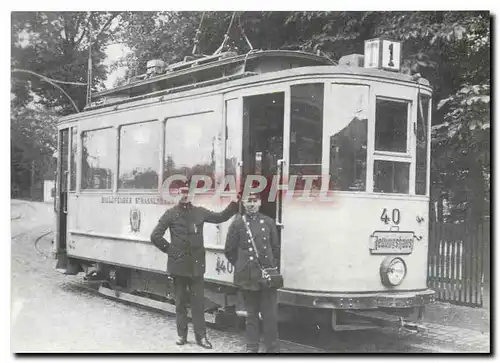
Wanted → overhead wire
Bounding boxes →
[11,69,87,86]
[11,68,81,113]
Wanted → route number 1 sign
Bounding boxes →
[364,38,402,72]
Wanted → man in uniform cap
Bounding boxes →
[151,182,239,349]
[224,191,280,353]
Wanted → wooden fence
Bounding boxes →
[427,219,490,307]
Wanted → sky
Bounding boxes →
[103,43,130,89]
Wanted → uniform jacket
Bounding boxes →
[151,201,238,277]
[224,212,280,291]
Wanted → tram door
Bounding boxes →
[242,92,285,221]
[56,128,69,255]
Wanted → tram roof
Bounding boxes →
[65,49,431,122]
[94,50,331,99]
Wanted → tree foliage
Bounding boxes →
[11,105,58,198]
[11,12,122,197]
[11,11,121,113]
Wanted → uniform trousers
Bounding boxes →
[242,288,279,353]
[173,275,206,338]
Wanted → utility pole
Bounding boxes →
[31,160,35,200]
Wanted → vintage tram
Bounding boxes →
[54,39,435,330]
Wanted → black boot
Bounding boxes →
[195,334,213,349]
[176,336,188,346]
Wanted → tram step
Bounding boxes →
[98,286,217,324]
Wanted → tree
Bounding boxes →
[11,11,122,114]
[112,12,299,79]
[11,105,58,198]
[11,12,124,198]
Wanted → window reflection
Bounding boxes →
[373,160,409,194]
[416,95,430,195]
[163,113,217,187]
[328,84,369,191]
[375,99,408,153]
[290,84,324,189]
[119,121,160,189]
[81,128,115,190]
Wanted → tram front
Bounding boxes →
[267,40,436,329]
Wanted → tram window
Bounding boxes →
[69,127,78,191]
[373,160,410,194]
[81,128,115,190]
[118,121,160,190]
[416,94,430,195]
[290,83,324,189]
[328,84,369,191]
[375,99,409,153]
[163,113,217,187]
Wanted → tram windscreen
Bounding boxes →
[375,99,408,153]
[328,84,369,191]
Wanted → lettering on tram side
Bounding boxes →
[100,196,173,205]
[215,256,234,275]
[101,196,133,204]
[369,231,416,255]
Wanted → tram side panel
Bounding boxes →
[67,192,236,279]
[63,93,240,294]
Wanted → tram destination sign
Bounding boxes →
[369,231,415,255]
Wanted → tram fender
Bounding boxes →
[343,309,425,332]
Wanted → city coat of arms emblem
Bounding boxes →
[130,207,141,233]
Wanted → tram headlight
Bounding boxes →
[380,257,407,287]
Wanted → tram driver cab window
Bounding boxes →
[289,83,324,191]
[373,98,410,194]
[328,84,369,192]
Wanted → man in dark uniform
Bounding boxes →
[224,192,280,353]
[150,186,238,349]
